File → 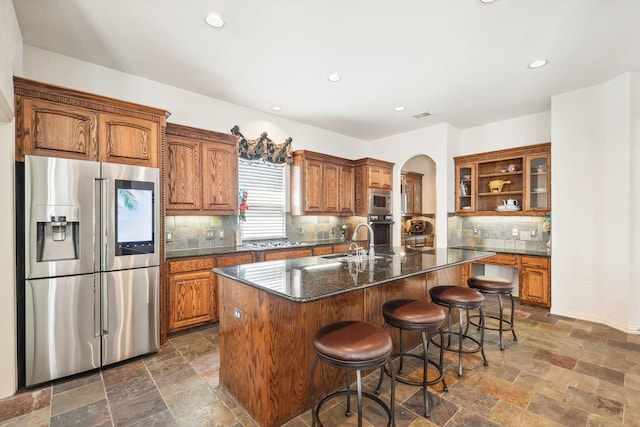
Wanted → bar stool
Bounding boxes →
[310,320,395,427]
[375,299,447,418]
[429,285,488,377]
[467,275,518,351]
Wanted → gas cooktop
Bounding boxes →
[247,241,309,248]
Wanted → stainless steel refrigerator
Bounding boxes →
[20,155,160,387]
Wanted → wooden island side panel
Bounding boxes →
[218,262,466,427]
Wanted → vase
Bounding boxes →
[236,226,243,247]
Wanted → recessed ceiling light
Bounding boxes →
[205,14,225,28]
[479,0,497,3]
[393,106,406,112]
[528,59,548,69]
[327,73,342,82]
[271,105,282,111]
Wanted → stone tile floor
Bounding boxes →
[1,298,639,426]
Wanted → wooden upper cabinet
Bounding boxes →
[20,98,98,160]
[201,140,238,214]
[454,143,550,216]
[14,77,167,166]
[339,164,355,215]
[166,123,238,215]
[291,150,354,216]
[166,135,202,211]
[98,113,159,167]
[354,157,394,216]
[402,171,423,215]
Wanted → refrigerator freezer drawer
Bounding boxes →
[25,275,101,387]
[102,267,159,366]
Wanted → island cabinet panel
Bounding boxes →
[218,261,467,427]
[312,245,333,256]
[165,123,238,215]
[219,276,363,427]
[98,112,159,167]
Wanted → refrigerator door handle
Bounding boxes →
[99,178,108,271]
[94,179,101,273]
[102,272,109,335]
[94,274,101,338]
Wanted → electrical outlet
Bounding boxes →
[512,228,519,236]
[218,229,224,238]
[166,231,172,242]
[531,229,537,237]
[233,307,242,320]
[473,228,478,235]
[298,227,303,234]
[206,229,215,240]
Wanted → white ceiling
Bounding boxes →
[12,0,640,141]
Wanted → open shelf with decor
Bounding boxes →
[454,143,550,216]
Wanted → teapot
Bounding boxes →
[503,198,519,208]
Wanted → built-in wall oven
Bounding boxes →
[369,215,394,247]
[17,155,160,387]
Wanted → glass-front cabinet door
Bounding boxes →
[456,163,475,213]
[524,153,550,212]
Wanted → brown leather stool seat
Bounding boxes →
[429,285,488,376]
[375,299,447,418]
[467,275,518,350]
[310,320,395,427]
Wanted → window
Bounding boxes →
[238,160,286,240]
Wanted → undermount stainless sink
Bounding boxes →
[320,253,393,262]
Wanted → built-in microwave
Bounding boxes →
[368,189,392,215]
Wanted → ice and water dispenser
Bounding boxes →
[36,206,80,262]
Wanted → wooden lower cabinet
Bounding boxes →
[468,253,551,308]
[168,258,216,332]
[520,256,551,307]
[258,248,313,262]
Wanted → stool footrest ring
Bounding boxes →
[382,353,444,388]
[313,389,393,427]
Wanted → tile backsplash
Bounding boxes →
[447,214,550,252]
[164,215,367,251]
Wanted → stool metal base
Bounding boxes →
[375,327,447,418]
[430,305,488,377]
[310,356,395,427]
[468,292,518,351]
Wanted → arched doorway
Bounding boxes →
[400,155,436,247]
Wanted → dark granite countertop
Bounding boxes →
[165,238,360,259]
[213,247,495,303]
[451,245,550,258]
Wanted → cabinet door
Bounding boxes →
[323,162,340,213]
[381,167,393,190]
[520,256,550,307]
[304,159,324,213]
[524,153,551,212]
[21,98,98,160]
[98,112,159,167]
[202,141,238,214]
[413,177,422,214]
[166,137,201,212]
[456,163,475,212]
[404,176,415,214]
[339,164,355,215]
[168,270,215,331]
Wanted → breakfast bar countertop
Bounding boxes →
[213,247,495,303]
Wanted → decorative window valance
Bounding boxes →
[231,125,293,165]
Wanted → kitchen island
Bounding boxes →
[213,247,494,427]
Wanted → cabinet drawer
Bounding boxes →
[216,253,254,267]
[262,248,313,261]
[332,243,351,254]
[313,245,333,255]
[169,257,215,273]
[521,255,550,268]
[476,253,517,267]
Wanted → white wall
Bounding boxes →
[0,0,21,400]
[369,123,455,247]
[551,73,638,332]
